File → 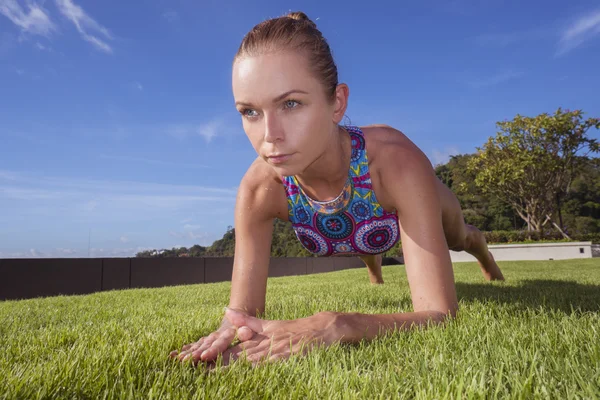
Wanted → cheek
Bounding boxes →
[243,122,263,150]
[286,109,328,146]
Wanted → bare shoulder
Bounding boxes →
[236,157,289,222]
[359,124,435,212]
[360,124,429,164]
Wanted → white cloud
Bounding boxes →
[14,67,24,75]
[173,223,211,242]
[0,186,61,199]
[0,0,56,36]
[56,248,77,255]
[467,70,524,89]
[1,246,170,259]
[54,0,113,54]
[474,28,549,47]
[98,154,212,169]
[169,229,211,243]
[165,118,237,143]
[0,170,19,180]
[556,9,600,56]
[120,236,129,243]
[0,170,237,223]
[89,246,154,258]
[82,200,97,211]
[162,10,178,23]
[198,121,219,143]
[29,248,45,257]
[430,146,460,166]
[35,41,51,51]
[134,81,143,91]
[183,224,202,230]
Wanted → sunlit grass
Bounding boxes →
[1,259,599,399]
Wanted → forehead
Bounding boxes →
[232,51,318,102]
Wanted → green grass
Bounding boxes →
[1,259,600,399]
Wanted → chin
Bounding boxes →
[269,165,298,177]
[263,160,301,177]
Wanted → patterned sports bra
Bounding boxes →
[282,125,400,256]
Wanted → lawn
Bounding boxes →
[1,258,599,399]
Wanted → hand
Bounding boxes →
[168,308,257,365]
[211,308,340,368]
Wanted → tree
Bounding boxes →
[435,154,522,231]
[467,108,600,237]
[560,157,600,235]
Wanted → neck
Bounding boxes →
[295,125,351,202]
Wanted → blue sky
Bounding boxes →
[1,0,599,258]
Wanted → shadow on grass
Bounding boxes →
[455,280,600,313]
[358,280,600,314]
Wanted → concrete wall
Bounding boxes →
[450,241,593,262]
[0,256,383,302]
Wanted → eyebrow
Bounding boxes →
[235,89,309,107]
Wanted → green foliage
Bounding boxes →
[467,108,600,236]
[435,154,522,231]
[483,230,565,244]
[270,219,315,258]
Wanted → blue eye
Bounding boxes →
[242,109,258,118]
[284,100,300,109]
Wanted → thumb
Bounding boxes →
[224,307,264,334]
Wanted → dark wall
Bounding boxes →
[0,256,403,301]
[0,258,102,300]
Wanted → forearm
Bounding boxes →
[228,261,269,317]
[332,310,453,344]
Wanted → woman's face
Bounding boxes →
[232,50,346,176]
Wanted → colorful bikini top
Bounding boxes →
[282,125,400,256]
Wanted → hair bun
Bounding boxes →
[287,11,317,29]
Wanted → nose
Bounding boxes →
[263,114,284,143]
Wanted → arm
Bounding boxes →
[227,160,289,317]
[332,139,459,343]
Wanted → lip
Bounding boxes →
[267,153,293,164]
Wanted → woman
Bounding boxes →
[170,11,504,368]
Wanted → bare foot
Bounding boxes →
[478,251,505,281]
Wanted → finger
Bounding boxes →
[291,338,319,358]
[268,351,291,363]
[237,326,255,341]
[178,331,226,361]
[227,339,264,361]
[180,338,207,354]
[181,343,195,352]
[170,338,203,359]
[195,331,237,362]
[245,340,289,364]
[233,335,279,360]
